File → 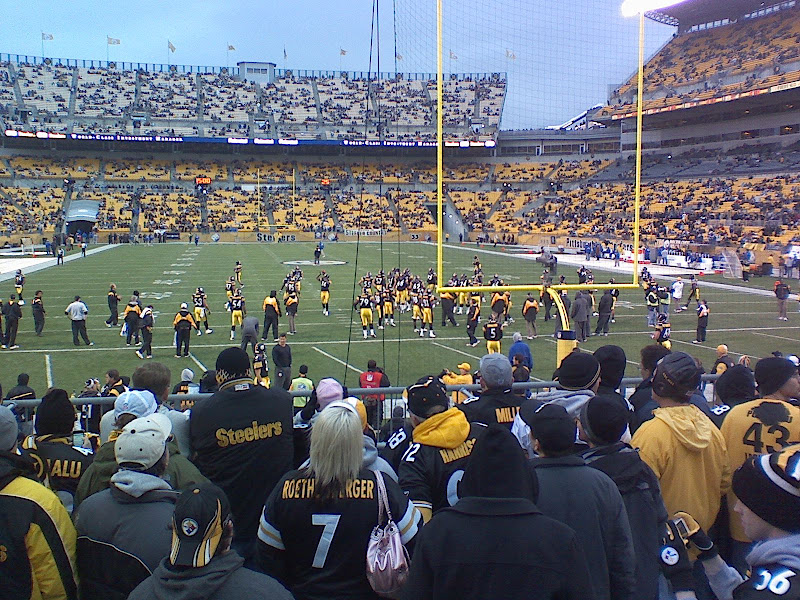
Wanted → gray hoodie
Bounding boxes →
[705,533,800,600]
[129,551,292,600]
[511,388,596,457]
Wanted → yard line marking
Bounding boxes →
[188,353,207,372]
[752,331,800,344]
[312,347,363,373]
[45,354,53,387]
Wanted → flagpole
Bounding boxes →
[226,44,229,70]
[41,34,44,60]
[106,36,109,64]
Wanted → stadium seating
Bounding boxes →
[105,158,171,181]
[139,72,197,120]
[75,67,136,117]
[494,162,555,182]
[175,161,228,182]
[16,64,72,117]
[392,190,436,230]
[335,191,397,231]
[231,160,294,183]
[200,73,259,122]
[8,157,100,179]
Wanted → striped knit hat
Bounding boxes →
[733,446,800,533]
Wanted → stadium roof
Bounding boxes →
[646,0,789,29]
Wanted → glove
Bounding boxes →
[659,520,695,593]
[673,511,718,561]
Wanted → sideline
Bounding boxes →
[0,244,120,281]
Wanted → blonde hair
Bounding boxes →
[309,404,363,501]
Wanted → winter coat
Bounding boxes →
[511,389,595,457]
[530,454,636,600]
[507,340,533,370]
[631,404,731,532]
[570,295,589,322]
[73,435,206,510]
[129,551,292,600]
[629,379,714,432]
[74,470,179,600]
[581,443,667,600]
[598,292,614,314]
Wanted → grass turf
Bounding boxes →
[0,241,795,397]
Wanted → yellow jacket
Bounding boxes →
[632,404,731,531]
[441,372,473,404]
[720,398,800,541]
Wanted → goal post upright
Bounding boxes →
[436,0,444,296]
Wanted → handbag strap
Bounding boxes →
[374,470,393,524]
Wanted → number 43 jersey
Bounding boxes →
[721,398,800,542]
[257,467,421,600]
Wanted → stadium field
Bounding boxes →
[0,241,795,397]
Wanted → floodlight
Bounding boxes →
[621,0,689,18]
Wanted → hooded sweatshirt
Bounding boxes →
[631,404,731,531]
[128,551,293,600]
[511,389,594,457]
[704,533,800,600]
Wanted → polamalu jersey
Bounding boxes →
[21,435,94,511]
[254,353,269,377]
[655,322,671,342]
[230,296,244,311]
[14,275,24,287]
[484,322,502,341]
[356,296,372,310]
[258,467,420,600]
[398,421,487,513]
[193,293,207,308]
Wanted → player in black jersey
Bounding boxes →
[399,376,486,522]
[355,291,376,338]
[106,283,121,327]
[234,260,243,285]
[225,276,235,300]
[317,271,331,316]
[253,342,270,388]
[257,403,421,598]
[652,312,672,350]
[14,269,25,305]
[192,287,213,334]
[228,290,245,341]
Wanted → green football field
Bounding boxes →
[0,241,796,398]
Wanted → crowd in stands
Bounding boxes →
[4,340,800,599]
[0,60,505,142]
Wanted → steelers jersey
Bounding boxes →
[21,435,94,512]
[193,293,206,308]
[285,281,297,295]
[225,282,235,294]
[15,275,24,287]
[229,296,244,311]
[320,278,330,291]
[655,323,671,343]
[357,296,372,310]
[254,353,269,378]
[374,275,385,289]
[258,468,421,600]
[398,421,486,513]
[420,296,433,310]
[484,322,502,341]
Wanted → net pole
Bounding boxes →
[632,11,644,287]
[436,0,444,293]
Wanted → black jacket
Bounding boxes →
[530,454,636,600]
[189,379,294,546]
[598,292,614,314]
[458,388,524,429]
[272,344,292,369]
[402,497,595,600]
[581,443,668,600]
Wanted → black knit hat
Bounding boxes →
[215,347,251,380]
[406,376,450,417]
[715,364,757,405]
[461,424,538,502]
[593,345,627,391]
[528,403,575,454]
[733,447,800,534]
[754,357,798,397]
[35,389,75,435]
[651,352,701,400]
[555,351,601,391]
[580,395,629,446]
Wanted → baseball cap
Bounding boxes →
[406,376,450,417]
[480,354,513,389]
[114,413,171,470]
[457,362,471,371]
[169,482,232,568]
[113,389,158,421]
[0,405,18,452]
[652,352,701,399]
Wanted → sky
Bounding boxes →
[0,0,676,129]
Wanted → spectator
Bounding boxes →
[512,354,531,385]
[439,362,474,404]
[507,332,532,370]
[399,375,486,522]
[629,344,672,431]
[256,402,422,598]
[403,424,594,600]
[74,413,178,600]
[512,351,603,457]
[289,365,314,414]
[719,357,800,573]
[190,347,294,560]
[709,364,757,427]
[579,395,667,600]
[172,367,199,396]
[594,289,614,336]
[774,279,790,321]
[64,295,93,347]
[359,359,391,429]
[75,389,206,509]
[379,405,412,444]
[5,372,35,403]
[199,369,219,393]
[528,403,636,600]
[570,291,590,343]
[713,344,736,375]
[631,352,730,595]
[129,482,292,600]
[664,448,800,600]
[593,345,629,405]
[3,294,22,349]
[0,404,79,600]
[460,354,524,429]
[21,388,93,514]
[272,334,292,390]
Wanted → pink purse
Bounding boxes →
[366,471,410,597]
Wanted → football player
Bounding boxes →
[355,290,376,339]
[14,269,25,305]
[192,287,212,335]
[228,288,245,340]
[317,271,331,316]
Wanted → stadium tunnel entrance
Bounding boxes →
[66,220,94,236]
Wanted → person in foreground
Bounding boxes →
[256,402,422,600]
[661,445,800,600]
[129,482,292,600]
[402,424,595,600]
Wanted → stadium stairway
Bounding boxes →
[325,193,343,232]
[67,69,79,119]
[311,80,324,124]
[8,63,23,107]
[384,193,404,233]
